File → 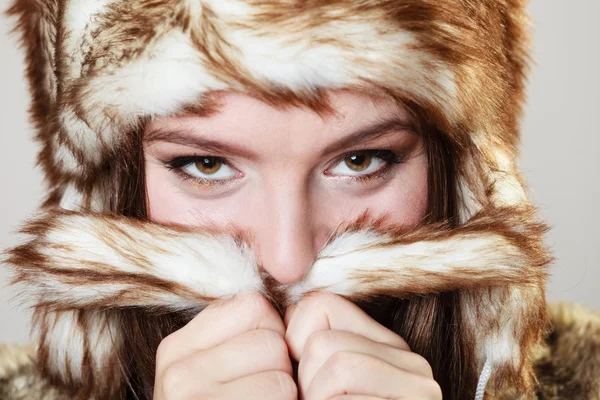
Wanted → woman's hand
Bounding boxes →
[285,292,442,400]
[154,291,297,400]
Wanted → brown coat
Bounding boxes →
[1,302,598,400]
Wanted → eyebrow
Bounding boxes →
[145,127,260,160]
[321,117,418,155]
[144,116,418,159]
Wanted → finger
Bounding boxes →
[180,328,292,383]
[158,291,284,366]
[220,371,297,400]
[299,330,432,395]
[305,352,442,400]
[285,291,409,360]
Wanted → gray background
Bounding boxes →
[1,0,598,343]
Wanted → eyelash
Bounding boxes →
[164,155,237,188]
[164,149,406,187]
[328,149,406,183]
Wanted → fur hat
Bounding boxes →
[5,0,550,398]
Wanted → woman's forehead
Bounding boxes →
[145,90,416,143]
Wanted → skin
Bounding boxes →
[147,90,441,399]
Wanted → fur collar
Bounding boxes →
[497,302,600,399]
[4,206,550,397]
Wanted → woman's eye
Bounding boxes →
[168,156,238,180]
[328,150,400,177]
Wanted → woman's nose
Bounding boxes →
[252,183,318,285]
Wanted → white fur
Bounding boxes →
[490,148,528,207]
[31,214,264,309]
[38,0,58,106]
[85,311,122,374]
[462,286,533,373]
[456,158,484,224]
[208,0,458,110]
[469,133,528,210]
[76,30,227,147]
[482,287,528,366]
[289,230,529,301]
[37,311,84,381]
[59,183,85,211]
[26,216,533,312]
[59,107,103,166]
[34,309,123,387]
[52,138,80,176]
[62,0,112,80]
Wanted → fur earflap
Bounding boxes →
[5,207,550,396]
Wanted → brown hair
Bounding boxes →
[109,99,477,399]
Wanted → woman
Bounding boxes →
[1,0,599,399]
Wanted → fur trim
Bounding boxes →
[532,303,600,399]
[5,207,550,396]
[494,303,600,399]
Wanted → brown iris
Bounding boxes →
[344,153,373,171]
[194,157,222,175]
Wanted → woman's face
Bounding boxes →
[144,91,428,284]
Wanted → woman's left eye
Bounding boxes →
[328,150,403,177]
[167,156,238,180]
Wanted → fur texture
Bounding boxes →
[3,0,554,398]
[0,345,70,400]
[495,303,600,399]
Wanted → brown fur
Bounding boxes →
[494,303,600,400]
[0,345,70,400]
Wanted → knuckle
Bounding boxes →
[323,351,355,381]
[417,376,443,400]
[288,292,340,326]
[406,352,434,378]
[304,330,335,358]
[246,291,275,319]
[160,361,191,396]
[155,333,177,364]
[399,338,412,352]
[271,371,297,399]
[256,329,288,356]
[300,290,336,308]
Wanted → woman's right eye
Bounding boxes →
[167,156,238,181]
